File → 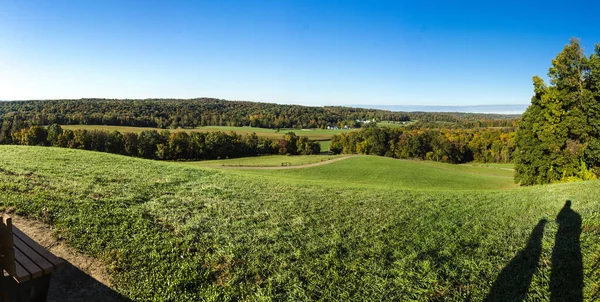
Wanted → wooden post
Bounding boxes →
[0,215,16,277]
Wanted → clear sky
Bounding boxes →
[1,0,599,106]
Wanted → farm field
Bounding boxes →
[377,120,416,128]
[58,125,354,141]
[1,145,599,301]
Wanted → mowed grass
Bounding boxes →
[232,156,517,190]
[184,154,343,168]
[1,145,600,301]
[59,125,355,141]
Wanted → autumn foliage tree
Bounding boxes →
[515,38,600,185]
[4,124,320,160]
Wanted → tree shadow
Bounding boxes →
[47,260,132,302]
[550,200,583,302]
[484,219,547,302]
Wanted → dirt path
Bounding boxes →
[461,164,515,171]
[215,155,355,170]
[9,215,128,301]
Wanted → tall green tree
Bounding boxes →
[46,124,63,146]
[515,38,599,185]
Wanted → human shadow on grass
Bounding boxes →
[484,219,547,302]
[550,200,583,302]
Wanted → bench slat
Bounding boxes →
[14,245,44,280]
[12,227,64,268]
[14,261,31,282]
[13,236,55,275]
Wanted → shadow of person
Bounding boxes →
[484,219,547,302]
[550,200,583,302]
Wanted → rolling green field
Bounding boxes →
[58,125,354,141]
[184,155,343,168]
[1,145,599,301]
[227,156,517,190]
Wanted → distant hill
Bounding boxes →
[0,98,520,130]
[351,104,528,115]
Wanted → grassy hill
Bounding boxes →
[1,145,599,301]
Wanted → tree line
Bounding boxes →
[6,125,320,160]
[0,98,518,130]
[330,125,515,164]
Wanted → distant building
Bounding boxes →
[355,118,376,124]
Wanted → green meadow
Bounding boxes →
[1,145,599,301]
[225,156,517,191]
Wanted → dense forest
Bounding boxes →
[329,125,515,164]
[0,98,518,130]
[8,125,320,160]
[515,39,600,185]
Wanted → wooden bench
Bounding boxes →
[0,215,64,302]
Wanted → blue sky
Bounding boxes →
[1,0,599,106]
